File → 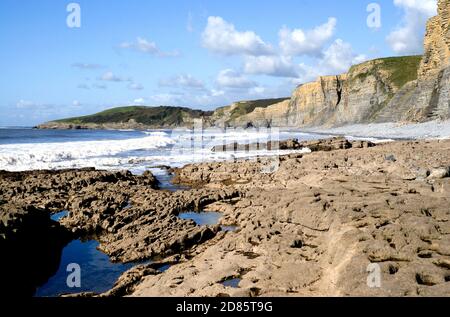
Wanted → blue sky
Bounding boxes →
[0,0,438,126]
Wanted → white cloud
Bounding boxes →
[128,83,144,90]
[72,63,104,70]
[99,71,130,82]
[279,18,337,56]
[133,98,146,105]
[202,16,272,56]
[320,39,368,74]
[211,89,225,97]
[72,100,81,107]
[289,39,368,85]
[244,55,298,78]
[386,0,437,54]
[15,100,55,110]
[393,0,437,15]
[216,69,258,89]
[16,100,35,109]
[119,37,180,57]
[159,74,205,89]
[248,86,267,95]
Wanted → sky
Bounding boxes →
[0,0,438,126]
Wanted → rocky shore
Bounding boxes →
[1,137,450,297]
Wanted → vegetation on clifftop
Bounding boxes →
[55,106,213,127]
[349,55,422,89]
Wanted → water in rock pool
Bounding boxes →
[179,212,238,232]
[34,239,135,297]
[51,210,69,221]
[150,168,190,192]
[36,170,182,297]
[221,278,241,288]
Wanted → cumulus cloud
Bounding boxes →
[159,74,205,89]
[287,39,368,85]
[386,0,437,54]
[242,38,365,83]
[393,0,437,15]
[202,16,272,56]
[320,39,368,74]
[244,55,298,78]
[216,69,258,89]
[279,18,337,56]
[119,37,180,57]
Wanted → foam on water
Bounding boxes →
[0,128,318,172]
[0,133,175,171]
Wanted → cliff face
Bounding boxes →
[232,56,422,128]
[411,0,450,120]
[229,0,449,128]
[210,98,290,128]
[419,0,450,78]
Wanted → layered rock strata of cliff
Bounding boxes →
[229,0,449,128]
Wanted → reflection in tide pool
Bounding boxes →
[221,278,241,288]
[35,240,134,297]
[178,212,238,232]
[50,210,69,221]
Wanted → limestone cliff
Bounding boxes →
[210,98,289,128]
[230,56,422,128]
[228,0,449,128]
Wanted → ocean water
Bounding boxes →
[0,127,326,173]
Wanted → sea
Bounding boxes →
[0,127,331,174]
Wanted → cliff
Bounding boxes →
[229,56,422,128]
[227,0,449,128]
[210,98,289,128]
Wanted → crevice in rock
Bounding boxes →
[336,75,343,106]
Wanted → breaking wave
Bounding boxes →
[0,134,175,171]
